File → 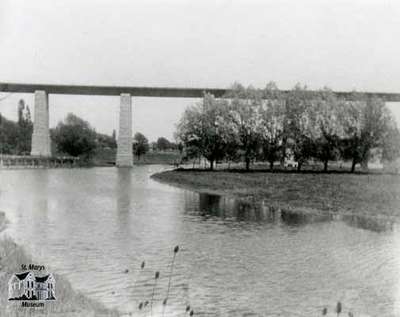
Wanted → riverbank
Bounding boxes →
[94,149,182,166]
[152,169,400,220]
[0,211,120,317]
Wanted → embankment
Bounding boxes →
[151,169,400,220]
[0,211,120,317]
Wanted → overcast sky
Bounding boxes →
[0,0,399,141]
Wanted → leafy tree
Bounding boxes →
[96,132,117,149]
[156,137,171,151]
[284,84,316,171]
[17,99,25,124]
[0,113,19,154]
[0,100,33,155]
[381,124,400,163]
[338,96,392,172]
[176,93,231,170]
[225,84,262,171]
[311,89,342,171]
[133,132,149,160]
[53,113,97,161]
[150,141,157,152]
[16,99,33,154]
[259,83,285,170]
[177,142,184,156]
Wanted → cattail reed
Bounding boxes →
[336,302,342,317]
[134,260,146,310]
[162,245,180,317]
[150,271,160,316]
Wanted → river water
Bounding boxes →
[0,166,399,316]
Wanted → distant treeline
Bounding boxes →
[0,101,178,164]
[0,103,117,162]
[176,82,400,172]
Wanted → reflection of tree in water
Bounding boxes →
[197,193,395,233]
[279,209,395,233]
[280,209,333,226]
[235,199,262,221]
[198,194,281,223]
[199,193,222,217]
[341,214,394,233]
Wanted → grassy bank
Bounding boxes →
[94,149,181,166]
[152,169,400,219]
[0,211,119,317]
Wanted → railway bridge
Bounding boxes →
[1,82,399,167]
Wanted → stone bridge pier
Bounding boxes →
[30,91,134,167]
[31,91,51,157]
[116,93,133,167]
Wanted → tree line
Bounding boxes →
[176,82,400,172]
[0,103,178,163]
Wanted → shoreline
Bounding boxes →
[0,211,120,317]
[151,169,400,221]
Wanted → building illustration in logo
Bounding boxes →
[8,271,56,300]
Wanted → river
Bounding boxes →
[0,166,399,316]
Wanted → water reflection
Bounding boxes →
[116,168,132,214]
[196,193,280,223]
[192,193,397,233]
[341,214,395,233]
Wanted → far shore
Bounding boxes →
[151,168,400,220]
[0,211,120,317]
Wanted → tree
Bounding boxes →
[17,99,25,124]
[225,84,262,171]
[156,137,171,151]
[284,84,316,171]
[381,123,400,163]
[133,132,149,160]
[15,99,33,154]
[96,132,117,149]
[311,88,342,171]
[0,113,19,154]
[176,93,231,170]
[53,113,97,161]
[338,96,392,172]
[259,82,285,170]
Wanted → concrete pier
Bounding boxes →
[31,90,51,157]
[116,93,133,167]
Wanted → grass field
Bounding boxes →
[152,169,400,219]
[0,212,119,317]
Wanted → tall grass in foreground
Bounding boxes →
[133,260,146,307]
[322,301,355,317]
[162,245,180,317]
[150,271,160,316]
[135,245,195,317]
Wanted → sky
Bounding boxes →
[0,0,400,141]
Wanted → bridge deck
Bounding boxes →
[1,82,400,101]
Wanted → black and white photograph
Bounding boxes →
[0,1,400,316]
